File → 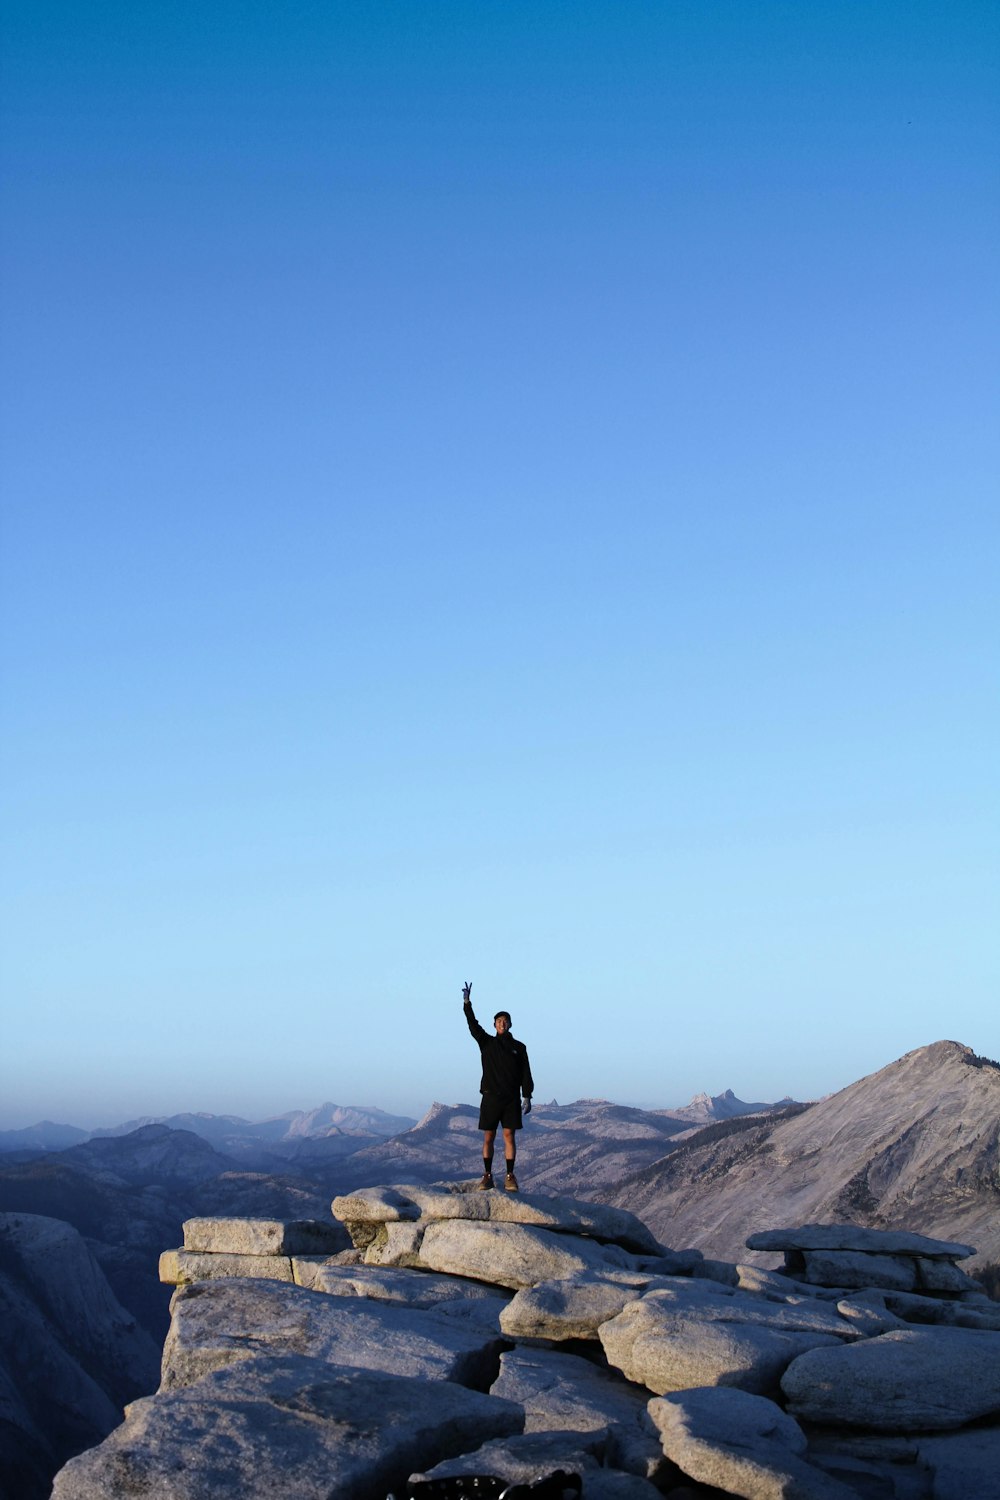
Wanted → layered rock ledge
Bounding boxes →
[54,1192,1000,1499]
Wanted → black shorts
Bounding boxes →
[478,1093,523,1131]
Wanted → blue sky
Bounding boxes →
[2,1,997,1128]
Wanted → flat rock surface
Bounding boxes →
[746,1224,975,1259]
[51,1354,524,1500]
[599,1297,843,1396]
[160,1249,294,1285]
[648,1387,858,1500]
[182,1217,344,1256]
[290,1261,505,1306]
[632,1281,860,1338]
[291,1262,510,1331]
[491,1347,666,1481]
[160,1277,507,1392]
[333,1185,663,1253]
[417,1219,635,1290]
[782,1326,1000,1430]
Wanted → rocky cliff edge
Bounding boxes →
[49,1180,1000,1500]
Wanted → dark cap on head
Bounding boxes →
[494,1010,512,1025]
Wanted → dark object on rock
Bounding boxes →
[394,1471,582,1500]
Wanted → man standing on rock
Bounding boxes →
[462,981,533,1192]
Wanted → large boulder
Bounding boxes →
[782,1327,1000,1430]
[160,1277,507,1392]
[599,1294,844,1396]
[500,1272,653,1341]
[648,1387,858,1500]
[416,1219,635,1289]
[51,1355,524,1500]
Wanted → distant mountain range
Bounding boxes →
[0,1089,778,1158]
[0,1103,417,1158]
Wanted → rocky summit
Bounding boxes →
[50,1182,1000,1499]
[602,1042,1000,1271]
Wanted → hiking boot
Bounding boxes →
[477,1172,494,1191]
[504,1171,519,1192]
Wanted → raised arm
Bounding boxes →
[462,981,489,1043]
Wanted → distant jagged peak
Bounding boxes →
[411,1102,478,1133]
[670,1088,786,1125]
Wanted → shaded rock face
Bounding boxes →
[51,1194,1000,1500]
[0,1212,161,1500]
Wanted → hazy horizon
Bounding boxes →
[0,1033,983,1134]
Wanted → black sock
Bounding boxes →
[505,1158,516,1174]
[483,1157,493,1174]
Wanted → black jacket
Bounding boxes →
[464,1002,534,1101]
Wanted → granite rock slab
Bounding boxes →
[160,1249,294,1285]
[160,1277,508,1392]
[648,1386,858,1500]
[51,1354,523,1500]
[182,1217,345,1256]
[291,1260,503,1306]
[782,1326,1000,1430]
[416,1219,634,1290]
[796,1249,918,1292]
[500,1272,658,1341]
[290,1261,510,1331]
[490,1346,667,1481]
[630,1281,860,1338]
[333,1184,664,1254]
[746,1225,975,1259]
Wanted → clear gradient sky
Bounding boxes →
[1,2,997,1129]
